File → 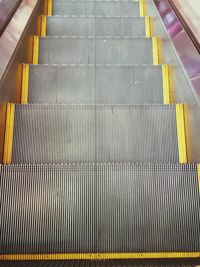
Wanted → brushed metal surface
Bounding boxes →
[46,17,146,37]
[0,0,38,79]
[1,259,200,267]
[0,0,43,103]
[53,1,140,16]
[38,37,153,64]
[0,164,199,253]
[28,65,163,104]
[12,104,179,163]
[148,0,200,162]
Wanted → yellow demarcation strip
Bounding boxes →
[47,0,53,16]
[198,164,200,193]
[162,64,170,104]
[33,35,39,64]
[139,0,147,17]
[145,16,153,38]
[0,252,200,260]
[3,103,15,164]
[41,15,47,37]
[21,64,29,104]
[152,37,161,65]
[176,104,187,163]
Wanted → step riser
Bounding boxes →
[11,105,179,163]
[28,66,163,104]
[53,2,140,16]
[38,38,153,64]
[46,17,146,37]
[1,164,199,254]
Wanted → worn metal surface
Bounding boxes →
[53,1,140,16]
[38,37,153,64]
[12,104,178,163]
[1,260,200,267]
[28,65,163,104]
[46,16,146,37]
[1,259,200,267]
[0,164,199,253]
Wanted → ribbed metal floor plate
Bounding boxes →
[0,164,199,253]
[38,37,153,64]
[52,2,140,16]
[28,65,163,104]
[12,104,179,163]
[46,17,146,37]
[1,260,200,267]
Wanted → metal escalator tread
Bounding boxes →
[28,65,163,104]
[0,164,199,254]
[12,104,179,163]
[38,37,153,64]
[46,17,146,37]
[52,1,140,16]
[1,260,200,267]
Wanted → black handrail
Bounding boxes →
[0,0,23,36]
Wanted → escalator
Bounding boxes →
[0,0,200,266]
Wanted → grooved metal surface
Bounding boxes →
[38,37,153,64]
[1,259,200,267]
[46,17,146,37]
[52,2,140,16]
[0,164,199,254]
[28,65,163,104]
[12,104,179,163]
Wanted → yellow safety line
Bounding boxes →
[176,104,187,163]
[21,64,29,104]
[33,35,39,64]
[145,16,153,38]
[162,64,170,104]
[139,0,147,17]
[41,15,47,37]
[152,37,161,65]
[47,0,53,16]
[3,103,15,164]
[0,252,200,260]
[198,164,200,193]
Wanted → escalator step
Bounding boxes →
[38,37,153,64]
[1,259,200,267]
[0,163,199,254]
[28,65,163,104]
[52,1,140,16]
[11,104,179,163]
[46,17,146,37]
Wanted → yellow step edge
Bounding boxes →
[33,35,39,64]
[21,64,29,104]
[47,0,53,16]
[198,164,200,193]
[1,252,200,260]
[3,103,15,165]
[162,64,171,104]
[145,16,153,38]
[139,0,147,17]
[152,36,162,65]
[41,15,47,37]
[176,104,188,163]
